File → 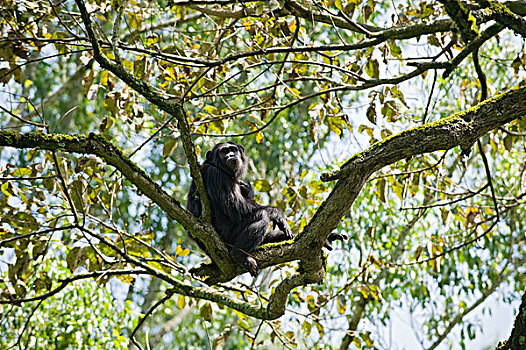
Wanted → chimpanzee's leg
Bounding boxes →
[230,209,270,276]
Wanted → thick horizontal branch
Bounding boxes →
[296,86,526,252]
[325,86,526,181]
[0,131,232,272]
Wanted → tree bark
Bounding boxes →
[497,291,526,350]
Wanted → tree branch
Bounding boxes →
[437,0,478,42]
[300,86,526,253]
[480,0,526,37]
[0,269,149,305]
[74,0,224,269]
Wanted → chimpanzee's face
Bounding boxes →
[207,142,247,177]
[218,144,243,172]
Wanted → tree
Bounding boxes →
[1,0,526,348]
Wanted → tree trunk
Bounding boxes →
[497,291,526,350]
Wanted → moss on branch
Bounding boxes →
[294,86,526,258]
[0,131,235,273]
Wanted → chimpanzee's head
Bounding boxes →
[206,142,247,178]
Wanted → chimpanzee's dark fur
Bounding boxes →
[187,142,293,276]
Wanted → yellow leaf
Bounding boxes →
[122,59,133,71]
[175,245,190,256]
[255,131,263,144]
[369,285,380,300]
[286,87,301,97]
[336,296,346,314]
[233,309,246,320]
[177,295,186,309]
[362,331,374,347]
[100,71,109,86]
[13,168,31,177]
[288,18,297,33]
[359,285,370,299]
[166,67,177,81]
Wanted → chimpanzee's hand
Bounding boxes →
[272,216,293,239]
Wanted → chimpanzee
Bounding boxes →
[187,142,293,276]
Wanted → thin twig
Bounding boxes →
[6,299,44,349]
[130,289,175,349]
[474,47,500,221]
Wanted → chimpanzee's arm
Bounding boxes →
[265,206,293,239]
[187,181,202,217]
[239,180,254,200]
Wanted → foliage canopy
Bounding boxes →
[1,0,526,349]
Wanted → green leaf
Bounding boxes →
[66,247,82,273]
[163,138,177,159]
[1,181,15,197]
[388,40,402,58]
[254,179,272,192]
[307,180,326,196]
[12,167,31,177]
[71,178,88,214]
[365,58,379,78]
[381,100,399,121]
[327,115,351,138]
[376,178,386,202]
[390,85,408,107]
[301,320,312,337]
[366,102,376,124]
[200,303,213,322]
[99,115,114,132]
[314,321,325,338]
[103,95,118,116]
[134,56,146,80]
[51,31,70,54]
[503,134,514,151]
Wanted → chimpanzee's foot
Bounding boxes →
[323,232,348,250]
[231,249,259,277]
